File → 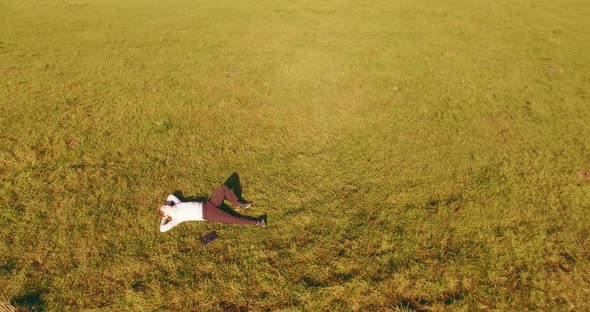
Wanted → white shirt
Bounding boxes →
[159,194,205,232]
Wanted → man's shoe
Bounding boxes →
[256,219,266,227]
[238,201,252,209]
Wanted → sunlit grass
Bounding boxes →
[1,0,589,310]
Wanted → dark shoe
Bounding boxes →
[238,201,252,209]
[256,214,267,227]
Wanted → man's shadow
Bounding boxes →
[172,172,259,221]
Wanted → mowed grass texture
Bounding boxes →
[1,0,590,310]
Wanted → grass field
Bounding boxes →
[1,0,590,310]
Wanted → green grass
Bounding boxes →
[1,0,589,310]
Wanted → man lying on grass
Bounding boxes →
[158,173,266,232]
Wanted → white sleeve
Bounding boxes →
[166,194,181,205]
[160,218,182,233]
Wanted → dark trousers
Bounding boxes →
[202,184,257,225]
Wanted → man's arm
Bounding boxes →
[166,194,181,206]
[160,217,181,233]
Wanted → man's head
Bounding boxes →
[158,205,173,219]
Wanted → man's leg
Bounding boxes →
[209,184,241,207]
[202,201,259,225]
